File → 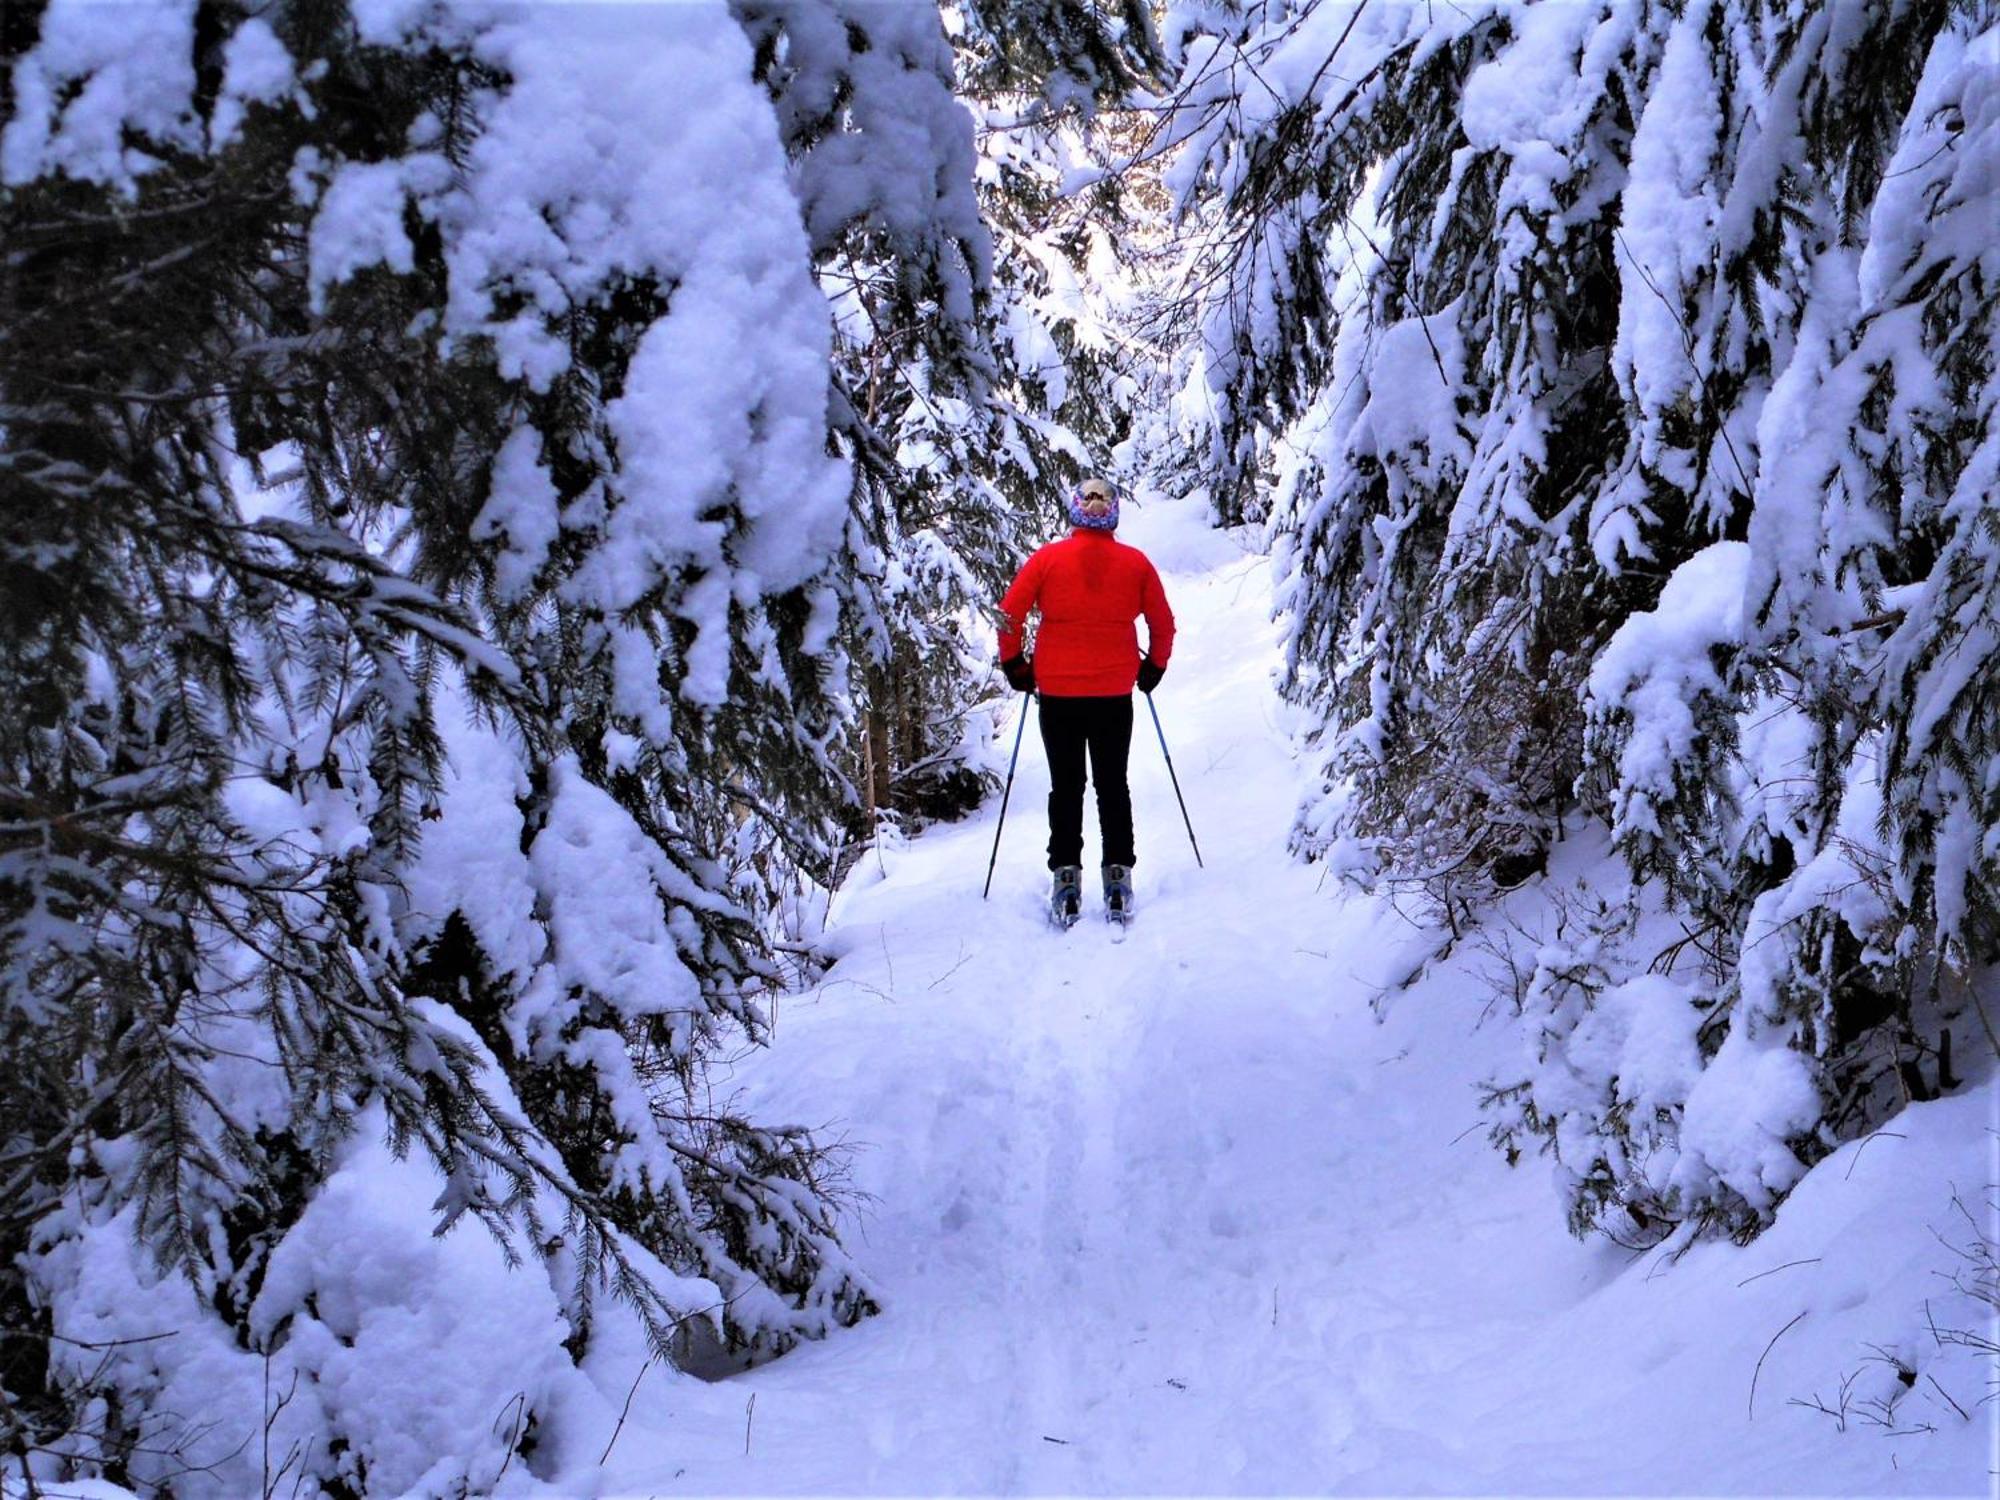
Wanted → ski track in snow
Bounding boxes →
[595,494,1997,1497]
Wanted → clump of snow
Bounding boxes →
[1,0,199,190]
[1613,0,1724,445]
[1672,968,1832,1216]
[248,1118,587,1497]
[439,4,848,711]
[208,18,295,151]
[22,1199,283,1496]
[21,1110,626,1499]
[398,678,543,987]
[1347,309,1471,489]
[1587,540,1750,848]
[1459,1,1605,155]
[1547,971,1707,1126]
[744,0,991,316]
[471,424,562,604]
[1732,691,1821,856]
[308,158,426,311]
[527,755,707,1037]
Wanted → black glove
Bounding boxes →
[1002,654,1035,694]
[1136,657,1165,695]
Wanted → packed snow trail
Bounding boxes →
[593,493,1994,1497]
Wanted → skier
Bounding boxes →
[997,477,1175,927]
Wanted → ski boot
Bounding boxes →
[1102,863,1134,926]
[1049,866,1083,929]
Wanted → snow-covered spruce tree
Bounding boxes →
[956,0,1162,111]
[966,0,1163,492]
[1161,2,1649,920]
[732,0,1157,847]
[955,0,1166,532]
[2,3,873,1490]
[1162,0,1999,1243]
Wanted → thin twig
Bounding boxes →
[1614,229,1754,499]
[1845,1131,1909,1180]
[927,944,973,991]
[1927,1373,1972,1423]
[598,1357,655,1466]
[1737,1257,1821,1288]
[491,1392,527,1485]
[1749,1311,1809,1420]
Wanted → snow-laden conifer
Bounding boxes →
[1159,0,1999,1241]
[736,0,1157,844]
[2,3,875,1488]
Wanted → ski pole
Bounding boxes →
[1145,693,1203,869]
[982,697,1032,899]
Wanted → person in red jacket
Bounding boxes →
[998,477,1175,924]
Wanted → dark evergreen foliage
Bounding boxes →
[1157,0,1998,1241]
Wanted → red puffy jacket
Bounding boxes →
[998,529,1175,697]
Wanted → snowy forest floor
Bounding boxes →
[591,493,1997,1498]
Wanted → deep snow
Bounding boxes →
[578,490,1999,1497]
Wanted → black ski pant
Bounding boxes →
[1038,693,1134,870]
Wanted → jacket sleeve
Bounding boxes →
[997,549,1046,660]
[1140,557,1175,667]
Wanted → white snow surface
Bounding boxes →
[572,490,1995,1497]
[8,482,1993,1500]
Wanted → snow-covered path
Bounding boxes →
[595,496,1994,1497]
